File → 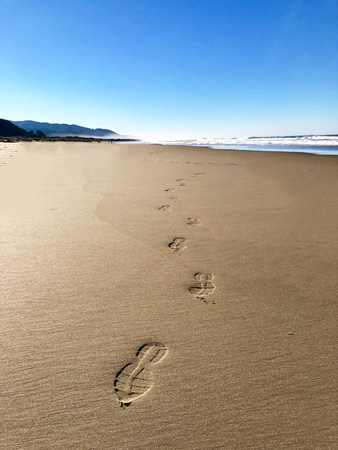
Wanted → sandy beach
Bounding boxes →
[1,142,337,449]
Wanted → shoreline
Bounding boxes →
[0,136,137,143]
[2,137,338,156]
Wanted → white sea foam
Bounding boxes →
[137,135,338,155]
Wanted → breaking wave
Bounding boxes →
[139,135,338,155]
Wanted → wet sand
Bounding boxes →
[1,142,337,449]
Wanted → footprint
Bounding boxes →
[158,205,170,211]
[191,172,205,178]
[179,182,187,186]
[176,178,184,182]
[115,342,168,408]
[169,237,187,252]
[170,195,179,200]
[165,188,174,192]
[187,217,201,226]
[189,273,215,303]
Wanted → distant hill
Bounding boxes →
[0,118,43,137]
[13,120,118,138]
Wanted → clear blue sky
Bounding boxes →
[1,0,337,138]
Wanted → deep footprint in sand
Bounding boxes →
[187,217,201,226]
[165,188,174,192]
[169,237,187,252]
[114,342,168,408]
[189,273,215,304]
[158,205,171,211]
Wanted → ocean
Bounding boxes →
[140,135,338,155]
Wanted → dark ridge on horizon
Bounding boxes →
[0,118,45,138]
[0,119,27,137]
[13,120,118,138]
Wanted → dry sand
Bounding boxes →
[1,142,337,449]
